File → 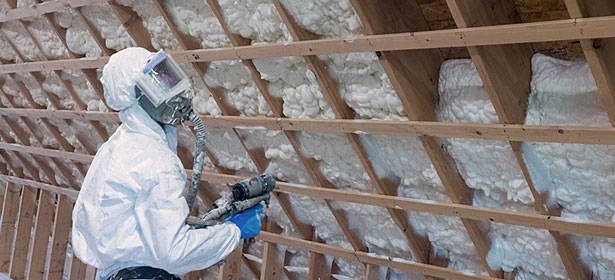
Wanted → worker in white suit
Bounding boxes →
[71,47,263,280]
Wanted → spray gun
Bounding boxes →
[186,174,275,228]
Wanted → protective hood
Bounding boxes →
[101,47,178,152]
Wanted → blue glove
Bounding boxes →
[228,204,264,239]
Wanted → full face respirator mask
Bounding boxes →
[135,51,194,126]
[135,51,206,209]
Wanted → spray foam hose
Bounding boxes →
[186,111,206,210]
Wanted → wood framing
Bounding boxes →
[565,0,615,126]
[2,0,615,279]
[8,185,37,280]
[348,0,498,276]
[2,15,615,73]
[446,1,590,278]
[257,232,498,280]
[0,181,20,271]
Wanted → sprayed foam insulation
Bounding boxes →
[1,0,614,279]
[522,54,615,279]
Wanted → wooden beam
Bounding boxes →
[2,16,615,73]
[0,142,93,163]
[446,1,590,278]
[0,86,72,185]
[257,232,498,280]
[203,171,615,239]
[151,0,317,246]
[45,195,73,280]
[68,254,88,280]
[349,0,496,275]
[7,108,615,145]
[4,169,615,238]
[204,0,363,258]
[565,0,615,126]
[365,264,382,280]
[273,0,428,258]
[0,118,46,182]
[0,175,78,199]
[26,190,56,280]
[10,12,110,141]
[73,6,113,56]
[107,1,154,51]
[0,181,20,272]
[218,242,242,280]
[260,221,284,280]
[0,55,86,183]
[8,185,37,280]
[307,236,330,280]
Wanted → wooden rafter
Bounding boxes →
[348,0,498,276]
[565,0,615,126]
[201,1,356,277]
[0,20,91,181]
[445,1,590,278]
[136,2,319,277]
[271,2,433,268]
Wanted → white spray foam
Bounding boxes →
[524,53,615,279]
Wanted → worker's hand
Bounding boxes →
[228,204,264,239]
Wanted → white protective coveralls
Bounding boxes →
[71,47,240,279]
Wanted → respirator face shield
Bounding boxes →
[135,51,194,126]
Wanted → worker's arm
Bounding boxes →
[133,168,240,276]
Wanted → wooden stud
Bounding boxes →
[365,264,382,280]
[8,186,37,280]
[26,190,56,280]
[45,195,73,280]
[0,181,20,272]
[307,236,330,280]
[260,221,284,280]
[68,254,88,280]
[218,241,242,280]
